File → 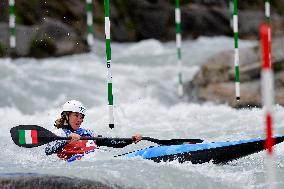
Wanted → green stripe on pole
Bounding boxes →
[233,0,237,15]
[178,73,182,83]
[87,25,93,33]
[177,48,181,59]
[9,6,15,15]
[18,130,25,144]
[235,66,240,82]
[176,23,181,34]
[108,83,113,105]
[86,3,93,12]
[10,28,16,36]
[106,39,111,60]
[104,0,110,17]
[234,33,238,48]
[175,0,180,8]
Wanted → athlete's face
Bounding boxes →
[68,112,84,130]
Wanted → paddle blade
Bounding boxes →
[10,125,57,148]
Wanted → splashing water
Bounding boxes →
[1,37,284,189]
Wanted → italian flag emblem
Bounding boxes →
[19,130,38,144]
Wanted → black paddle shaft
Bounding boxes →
[142,137,203,145]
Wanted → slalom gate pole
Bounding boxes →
[104,0,114,129]
[86,0,94,46]
[233,0,240,100]
[175,0,183,97]
[9,0,16,49]
[260,22,275,189]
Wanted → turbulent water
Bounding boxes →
[1,36,284,189]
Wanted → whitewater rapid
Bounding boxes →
[1,37,284,189]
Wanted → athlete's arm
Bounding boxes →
[45,128,68,155]
[45,140,66,155]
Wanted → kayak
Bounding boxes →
[67,135,284,164]
[121,135,284,164]
[10,125,283,164]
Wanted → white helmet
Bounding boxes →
[62,100,86,115]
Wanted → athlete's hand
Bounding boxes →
[68,133,81,143]
[132,133,142,144]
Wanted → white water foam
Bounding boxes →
[1,37,284,189]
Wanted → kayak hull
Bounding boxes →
[122,135,284,164]
[67,136,284,164]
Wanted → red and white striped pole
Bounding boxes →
[260,23,275,189]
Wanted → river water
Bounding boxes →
[1,37,284,189]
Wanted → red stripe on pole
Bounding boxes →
[260,23,271,69]
[265,113,274,155]
[31,130,38,144]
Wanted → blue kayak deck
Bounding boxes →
[67,135,284,164]
[121,135,284,164]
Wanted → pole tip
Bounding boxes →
[236,97,240,101]
[109,124,114,129]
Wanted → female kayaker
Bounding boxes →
[45,100,142,160]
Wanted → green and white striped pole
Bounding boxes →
[9,0,16,48]
[86,0,94,46]
[104,0,114,129]
[175,0,183,97]
[233,0,240,100]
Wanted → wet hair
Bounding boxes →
[54,111,72,130]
